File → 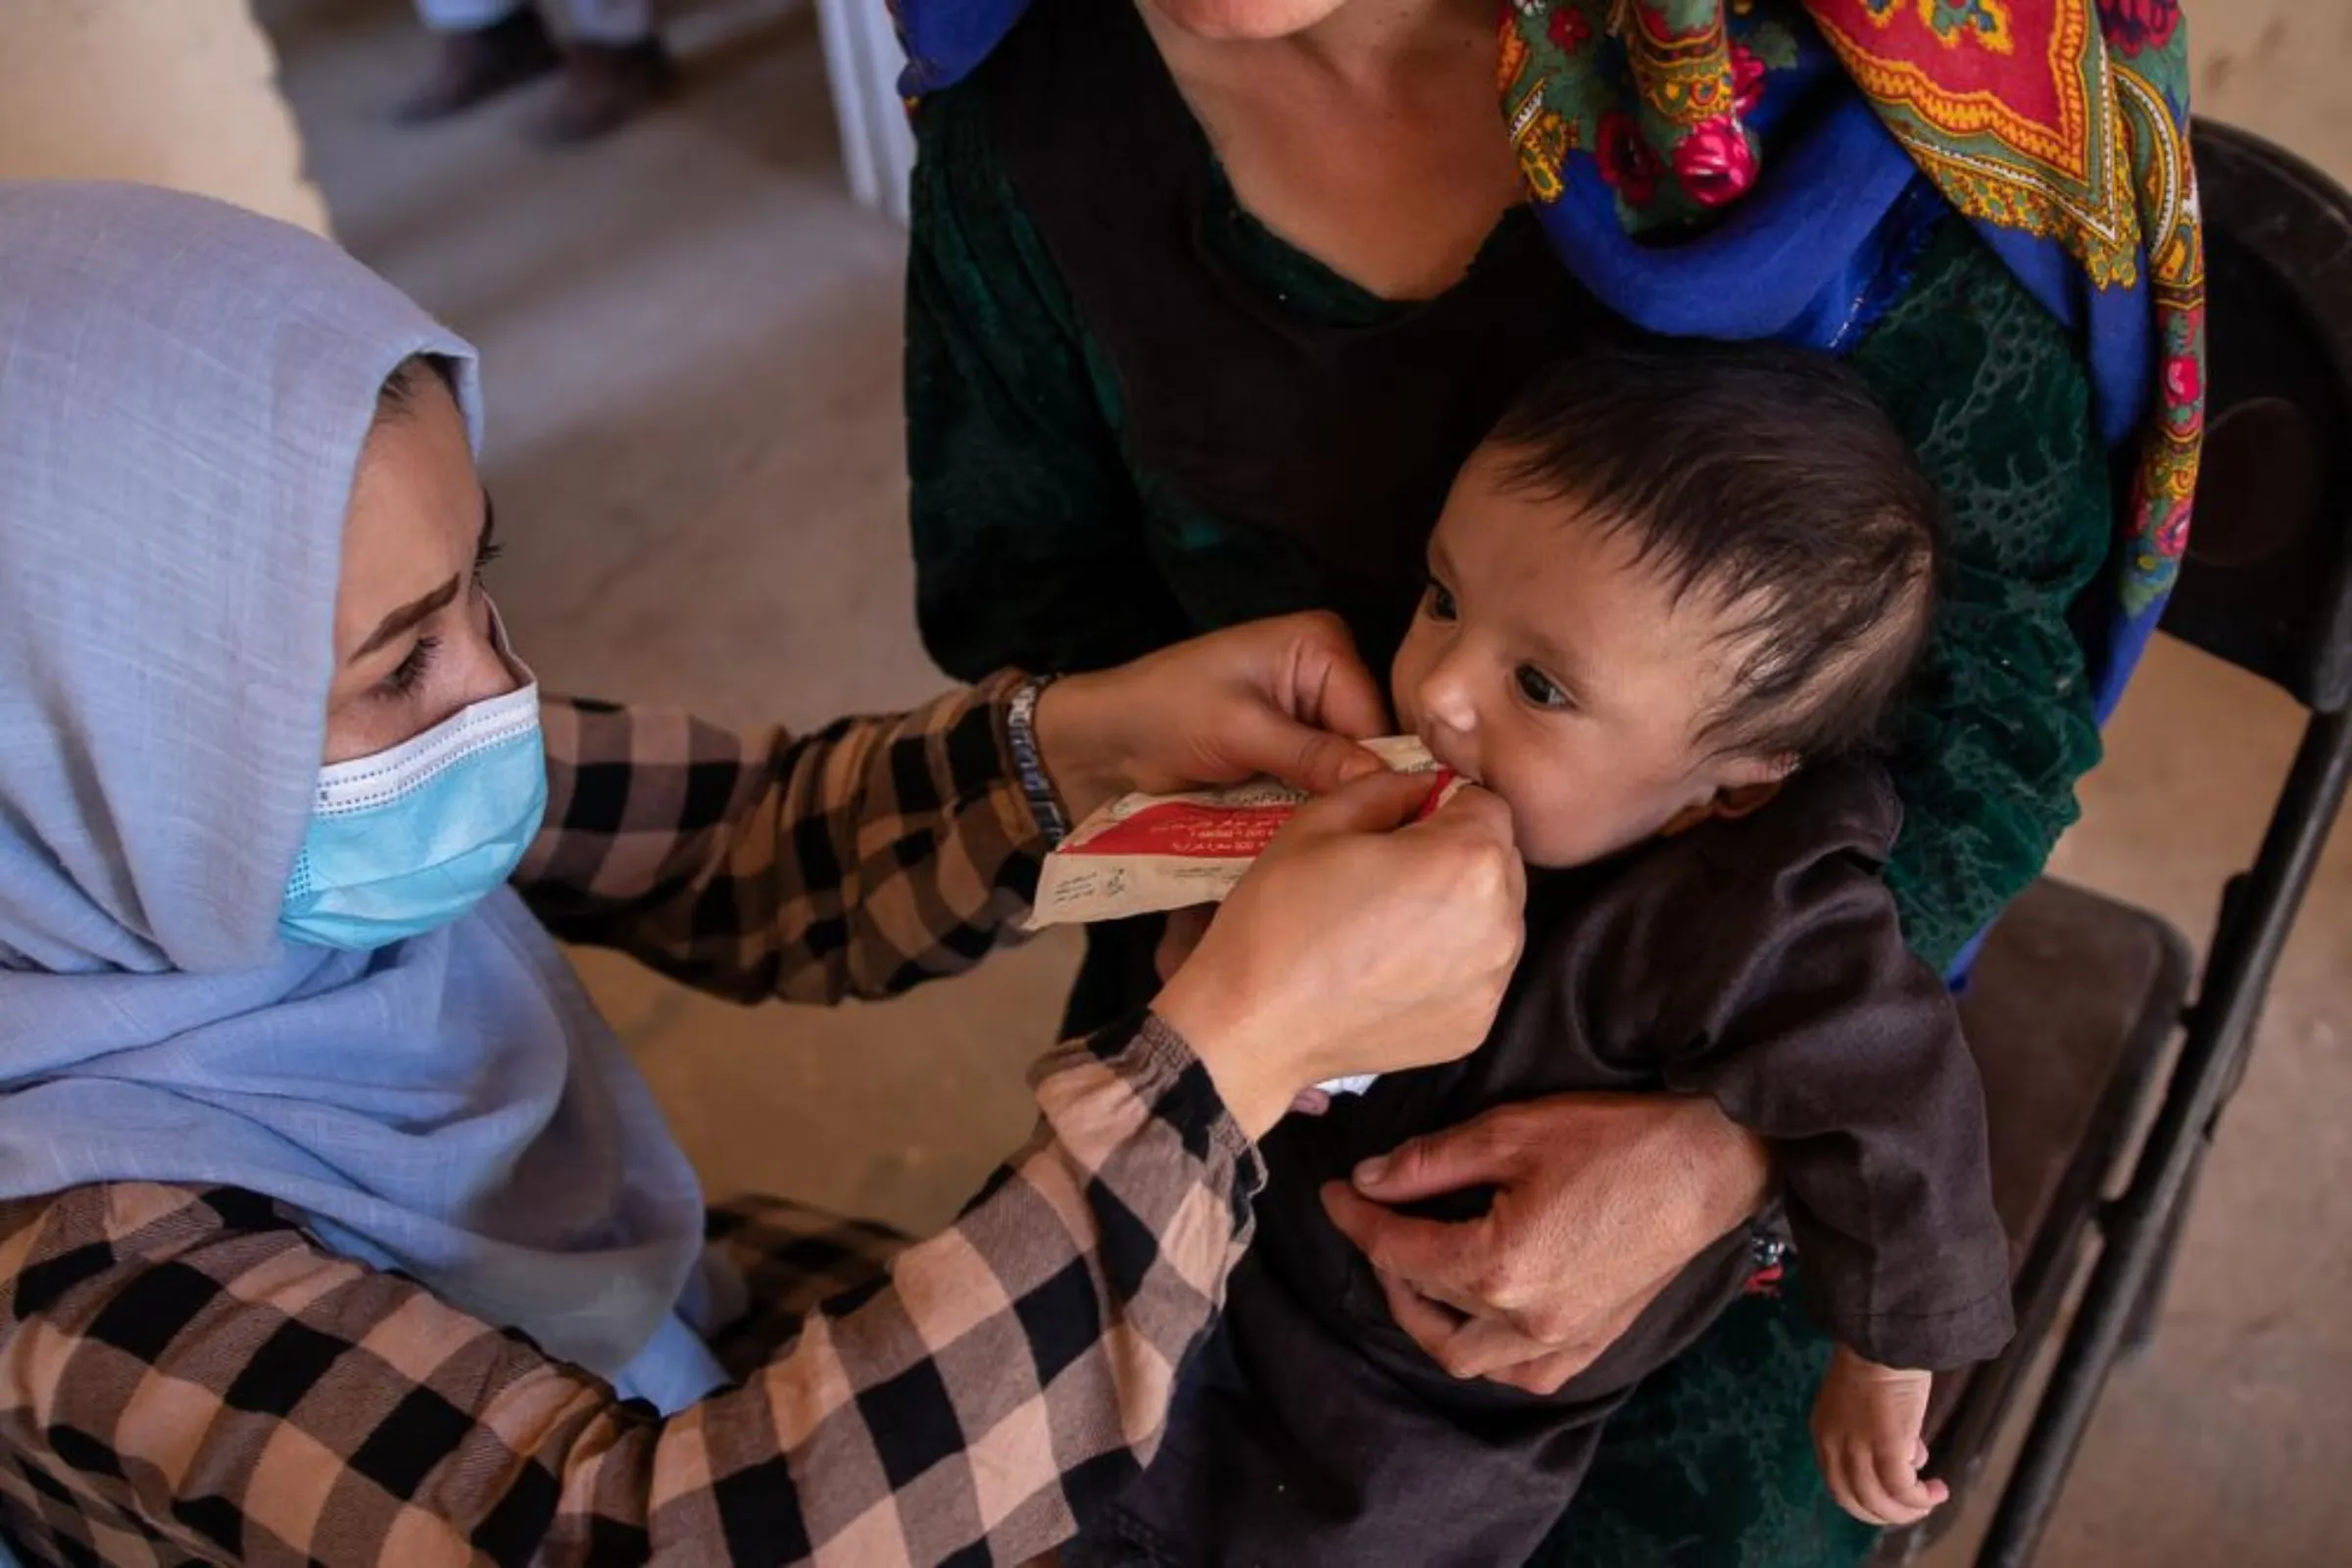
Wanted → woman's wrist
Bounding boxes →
[1152,988,1292,1143]
[1027,670,1129,828]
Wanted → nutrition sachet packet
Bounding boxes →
[1026,735,1458,930]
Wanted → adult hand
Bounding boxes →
[1321,1093,1772,1392]
[1031,612,1392,824]
[1154,773,1524,1138]
[1156,906,1331,1118]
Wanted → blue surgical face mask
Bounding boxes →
[279,645,548,953]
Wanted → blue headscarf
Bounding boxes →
[0,182,724,1411]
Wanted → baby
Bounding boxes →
[1075,343,2013,1565]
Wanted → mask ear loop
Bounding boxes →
[482,596,535,690]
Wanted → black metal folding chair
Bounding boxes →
[1874,120,2352,1566]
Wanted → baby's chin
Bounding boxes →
[1511,807,1665,874]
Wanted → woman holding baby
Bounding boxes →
[897,0,2203,1559]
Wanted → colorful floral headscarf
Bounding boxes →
[1499,0,2203,711]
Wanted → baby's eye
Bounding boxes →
[1424,578,1459,622]
[1514,664,1572,710]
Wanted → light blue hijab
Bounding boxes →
[0,182,725,1411]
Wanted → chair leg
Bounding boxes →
[1976,1227,2144,1565]
[2121,1140,2207,1361]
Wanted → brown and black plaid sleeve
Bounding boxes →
[0,1017,1263,1567]
[517,672,1049,1005]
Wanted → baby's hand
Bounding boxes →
[1810,1347,1946,1527]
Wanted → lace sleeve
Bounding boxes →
[1852,220,2114,971]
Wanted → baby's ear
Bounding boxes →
[1705,751,1796,821]
[1706,777,1785,821]
[1660,755,1797,836]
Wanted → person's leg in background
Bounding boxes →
[395,0,672,144]
[538,0,673,145]
[395,0,562,125]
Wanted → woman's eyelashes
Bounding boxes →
[1425,576,1458,621]
[375,635,441,702]
[365,510,501,707]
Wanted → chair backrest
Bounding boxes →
[2165,123,2352,714]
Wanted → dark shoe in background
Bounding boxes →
[392,8,563,125]
[529,37,675,145]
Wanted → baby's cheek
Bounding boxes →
[1515,818,1594,871]
[1499,779,1593,871]
[1504,767,1661,871]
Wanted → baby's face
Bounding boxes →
[1391,446,1786,870]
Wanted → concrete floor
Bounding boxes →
[263,3,2350,1561]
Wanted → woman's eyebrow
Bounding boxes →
[350,575,460,664]
[348,506,491,665]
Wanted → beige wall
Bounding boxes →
[2190,2,2352,182]
[0,0,325,233]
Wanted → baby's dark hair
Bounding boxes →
[1487,341,1939,763]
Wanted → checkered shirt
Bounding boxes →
[0,678,1262,1566]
